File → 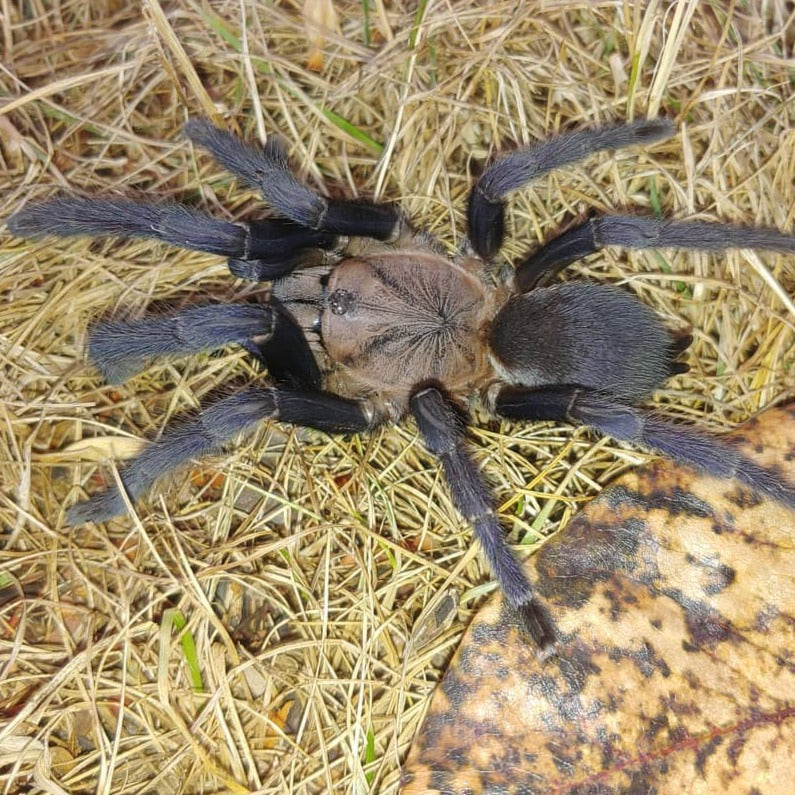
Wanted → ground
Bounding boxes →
[0,2,793,793]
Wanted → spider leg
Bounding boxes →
[85,302,320,389]
[184,119,403,240]
[87,304,271,384]
[666,330,693,377]
[467,119,675,259]
[515,215,795,292]
[67,385,375,525]
[494,384,795,508]
[410,385,558,656]
[251,300,322,390]
[7,198,336,280]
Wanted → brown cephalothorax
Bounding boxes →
[298,249,497,415]
[9,118,795,656]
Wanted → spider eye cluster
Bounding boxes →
[329,288,355,315]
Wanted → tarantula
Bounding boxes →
[9,117,795,655]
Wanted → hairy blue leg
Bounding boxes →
[8,197,337,275]
[467,119,675,259]
[68,386,374,524]
[8,198,246,254]
[495,385,795,508]
[410,386,558,656]
[184,119,403,239]
[515,215,795,291]
[87,304,272,383]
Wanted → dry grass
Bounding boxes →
[1,1,793,793]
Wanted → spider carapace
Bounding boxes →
[277,248,498,416]
[9,117,795,656]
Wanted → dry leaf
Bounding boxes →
[37,435,145,463]
[0,116,32,164]
[303,0,340,71]
[410,589,460,652]
[403,403,795,793]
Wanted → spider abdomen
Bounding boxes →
[489,282,676,402]
[321,252,493,412]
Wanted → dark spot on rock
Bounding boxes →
[429,769,457,791]
[774,650,795,675]
[529,670,597,727]
[646,710,671,740]
[754,604,779,632]
[490,746,524,780]
[711,519,735,535]
[455,645,478,676]
[685,607,731,648]
[546,743,577,776]
[599,741,618,770]
[445,746,468,766]
[521,749,539,767]
[440,671,468,709]
[727,732,749,765]
[624,769,661,794]
[603,484,645,510]
[664,589,734,648]
[645,486,715,518]
[603,586,625,621]
[695,557,736,595]
[669,724,690,742]
[482,609,512,643]
[606,638,671,679]
[726,487,764,509]
[466,619,508,654]
[555,643,602,694]
[411,712,445,747]
[535,517,647,605]
[695,734,723,775]
[622,592,639,605]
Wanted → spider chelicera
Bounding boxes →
[9,117,795,655]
